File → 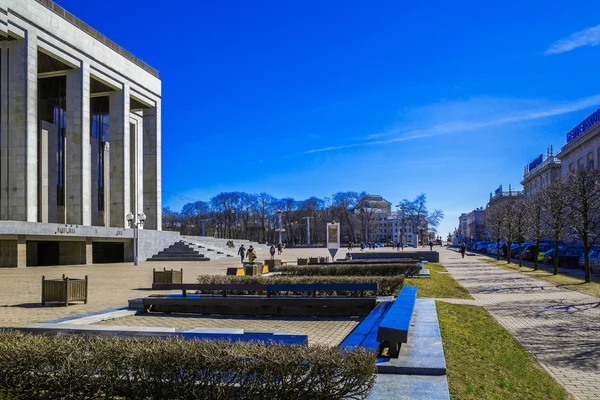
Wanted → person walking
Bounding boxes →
[360,242,365,252]
[502,242,508,260]
[246,245,257,263]
[238,244,246,264]
[460,243,466,258]
[429,241,433,251]
[277,243,283,255]
[269,245,276,260]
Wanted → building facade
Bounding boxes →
[521,148,561,197]
[0,0,175,267]
[557,108,600,174]
[457,208,485,242]
[374,211,419,246]
[487,184,524,207]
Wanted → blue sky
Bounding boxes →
[58,0,600,237]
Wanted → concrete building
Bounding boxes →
[457,208,485,242]
[521,147,561,197]
[487,184,524,207]
[374,211,419,246]
[0,0,177,267]
[557,108,600,174]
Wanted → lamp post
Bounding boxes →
[126,212,146,266]
[276,210,284,246]
[200,219,205,236]
[303,216,313,245]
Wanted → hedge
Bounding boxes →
[281,263,420,278]
[195,275,404,296]
[0,330,376,400]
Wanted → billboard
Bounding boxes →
[528,154,543,171]
[327,223,340,249]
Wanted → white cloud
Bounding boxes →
[302,94,600,154]
[545,25,600,55]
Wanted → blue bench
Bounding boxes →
[376,286,418,357]
[339,286,418,358]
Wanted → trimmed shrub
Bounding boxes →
[281,263,420,278]
[195,275,404,296]
[0,330,376,400]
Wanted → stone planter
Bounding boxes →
[297,258,308,266]
[243,263,263,276]
[153,268,183,284]
[264,259,282,271]
[42,275,88,306]
[308,257,319,265]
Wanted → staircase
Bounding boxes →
[147,241,210,262]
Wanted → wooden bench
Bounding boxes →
[146,283,378,316]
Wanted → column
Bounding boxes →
[143,100,161,230]
[91,135,99,225]
[65,63,91,225]
[102,142,110,226]
[0,41,8,220]
[109,87,130,228]
[38,125,48,222]
[17,235,26,268]
[6,36,38,221]
[85,238,93,265]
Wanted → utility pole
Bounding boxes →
[303,216,313,245]
[276,210,284,245]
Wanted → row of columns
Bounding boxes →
[0,35,161,230]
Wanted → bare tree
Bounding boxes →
[562,167,600,283]
[510,199,529,267]
[525,195,544,270]
[484,203,504,261]
[540,181,568,275]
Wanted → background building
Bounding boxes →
[487,184,524,207]
[0,0,176,267]
[521,147,561,197]
[557,108,600,174]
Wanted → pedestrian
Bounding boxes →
[460,243,466,258]
[269,245,276,260]
[348,242,352,251]
[360,242,365,252]
[246,245,256,263]
[502,242,508,260]
[277,243,283,255]
[238,244,246,264]
[429,241,433,251]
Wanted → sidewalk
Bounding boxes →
[440,249,600,400]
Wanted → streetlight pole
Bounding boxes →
[127,212,146,266]
[303,216,313,245]
[200,219,205,236]
[276,210,283,246]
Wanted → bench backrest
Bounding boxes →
[152,283,267,291]
[266,283,377,292]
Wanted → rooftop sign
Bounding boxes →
[566,108,600,143]
[528,154,543,171]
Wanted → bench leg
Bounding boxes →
[388,341,400,358]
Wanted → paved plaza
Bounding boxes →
[440,249,600,400]
[0,245,380,327]
[97,313,360,346]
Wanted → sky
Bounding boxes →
[57,0,600,237]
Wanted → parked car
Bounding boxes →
[543,248,583,268]
[509,243,530,258]
[521,243,555,262]
[578,248,600,268]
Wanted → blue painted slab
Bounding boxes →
[339,301,392,350]
[267,283,377,292]
[376,286,417,343]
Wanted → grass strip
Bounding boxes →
[437,302,570,400]
[404,263,473,299]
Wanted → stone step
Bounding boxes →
[147,256,210,262]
